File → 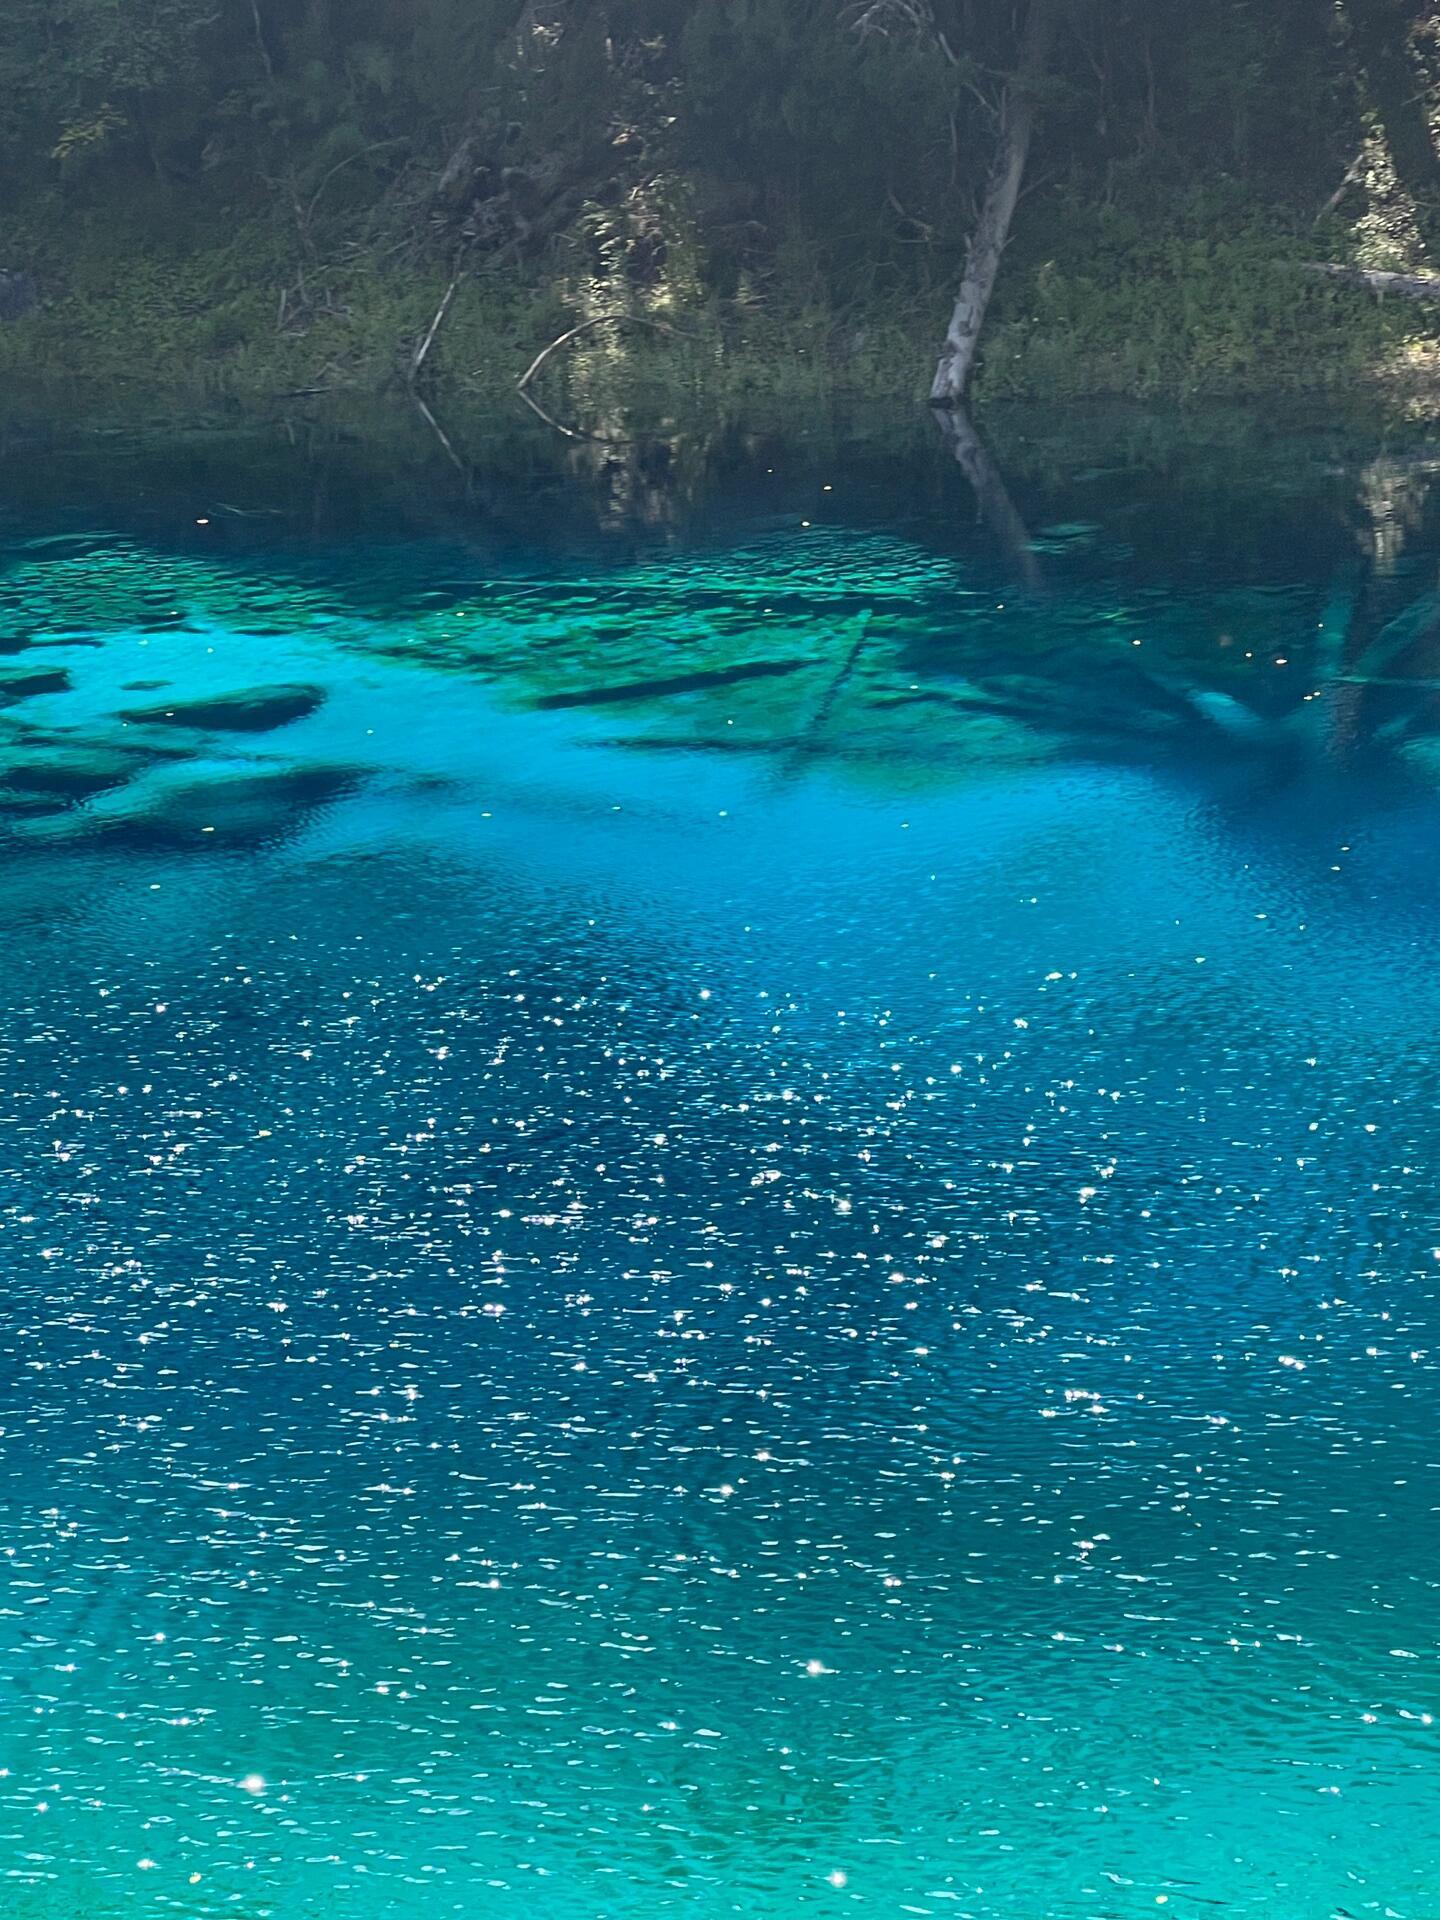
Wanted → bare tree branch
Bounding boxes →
[843,0,938,41]
[516,312,694,392]
[409,274,462,386]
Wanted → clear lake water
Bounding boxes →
[1,395,1439,1918]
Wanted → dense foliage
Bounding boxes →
[1,2,1438,396]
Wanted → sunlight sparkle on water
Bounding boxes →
[0,409,1439,1917]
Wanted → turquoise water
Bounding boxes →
[3,404,1440,1918]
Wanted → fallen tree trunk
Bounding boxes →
[1301,261,1440,302]
[930,0,1058,406]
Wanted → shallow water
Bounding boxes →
[3,399,1440,1918]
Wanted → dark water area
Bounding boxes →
[2,393,1440,1918]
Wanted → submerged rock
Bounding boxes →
[3,746,144,796]
[0,787,68,816]
[118,683,325,732]
[99,764,359,849]
[0,667,72,700]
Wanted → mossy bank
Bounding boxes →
[1,193,1436,418]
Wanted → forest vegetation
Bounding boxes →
[2,1,1440,407]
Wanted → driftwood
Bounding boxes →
[1301,262,1440,302]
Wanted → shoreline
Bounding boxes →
[2,237,1437,416]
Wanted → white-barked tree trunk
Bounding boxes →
[930,0,1058,406]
